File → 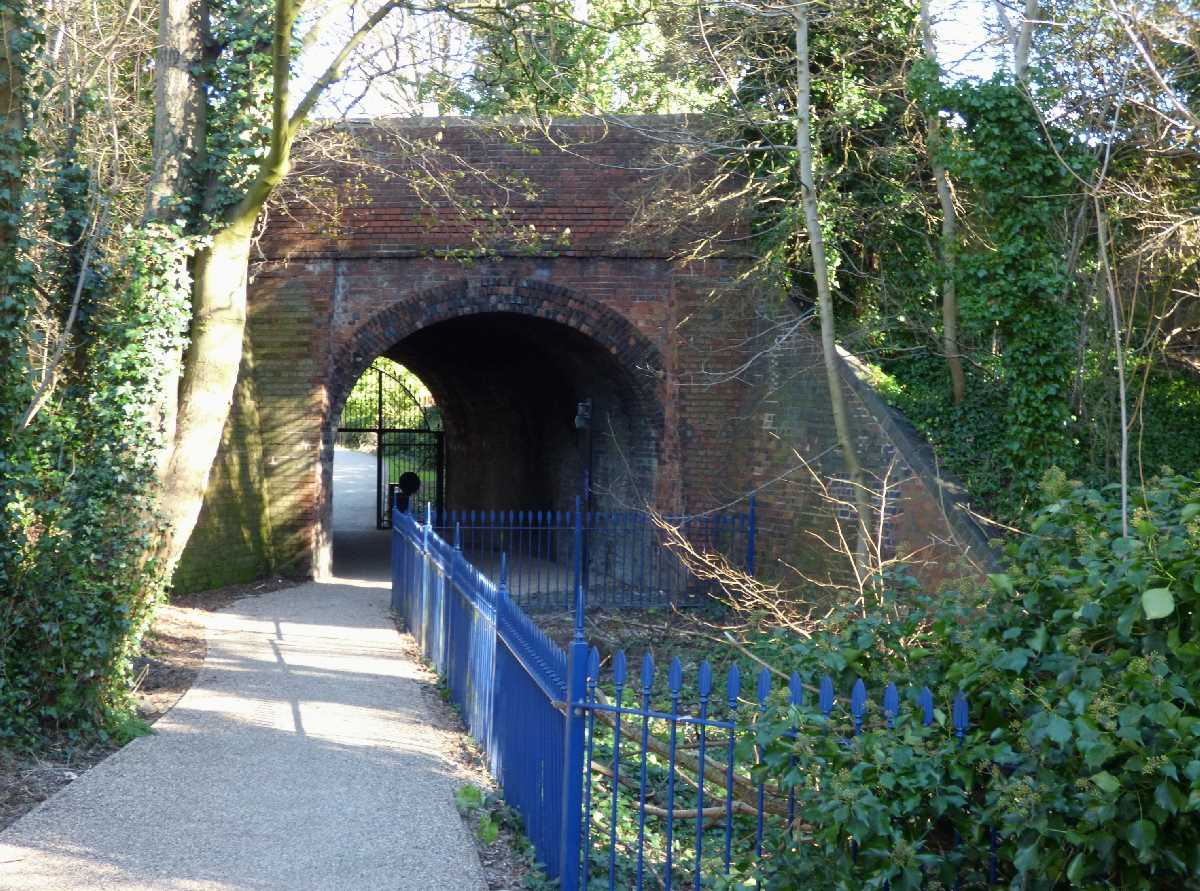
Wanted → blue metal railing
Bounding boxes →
[393,506,570,876]
[393,503,997,889]
[430,502,755,611]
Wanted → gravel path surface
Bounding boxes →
[0,449,485,890]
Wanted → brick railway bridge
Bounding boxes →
[175,118,990,593]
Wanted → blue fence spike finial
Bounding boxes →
[919,686,935,727]
[819,676,834,718]
[756,667,771,704]
[641,652,654,692]
[727,663,741,707]
[613,650,627,687]
[851,679,867,735]
[588,646,601,682]
[669,657,683,695]
[698,661,713,698]
[788,672,803,707]
[953,692,969,741]
[883,682,900,729]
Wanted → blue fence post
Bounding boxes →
[422,502,435,664]
[746,494,757,576]
[559,500,588,891]
[417,505,430,649]
[390,495,402,611]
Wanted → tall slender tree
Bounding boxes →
[917,0,965,404]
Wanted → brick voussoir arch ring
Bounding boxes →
[325,278,668,443]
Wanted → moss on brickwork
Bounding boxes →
[173,462,275,593]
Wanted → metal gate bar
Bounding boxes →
[336,361,445,529]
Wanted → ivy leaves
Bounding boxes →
[901,69,1094,514]
[1,222,192,745]
[938,77,1085,510]
[203,0,276,222]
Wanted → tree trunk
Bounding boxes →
[933,164,964,403]
[792,7,871,580]
[995,0,1038,80]
[144,0,206,224]
[143,0,207,563]
[918,0,965,404]
[1013,0,1038,79]
[148,0,292,578]
[147,0,398,578]
[1095,199,1128,537]
[153,219,254,573]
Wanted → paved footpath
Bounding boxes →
[0,577,486,890]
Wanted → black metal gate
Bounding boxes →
[336,362,445,528]
[380,429,445,528]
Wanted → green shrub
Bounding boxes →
[740,472,1200,888]
[879,351,1033,522]
[1,227,187,746]
[1135,374,1200,480]
[877,349,1200,528]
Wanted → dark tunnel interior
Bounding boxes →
[381,312,654,512]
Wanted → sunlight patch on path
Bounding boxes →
[0,581,485,891]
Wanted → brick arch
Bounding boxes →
[176,116,988,594]
[325,277,666,436]
[315,277,668,575]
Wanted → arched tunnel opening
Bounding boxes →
[389,313,655,512]
[329,311,659,578]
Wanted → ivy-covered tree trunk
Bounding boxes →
[145,0,206,223]
[143,0,206,515]
[927,76,1081,511]
[0,3,30,281]
[144,0,281,577]
[0,0,37,564]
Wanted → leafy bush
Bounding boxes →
[876,351,1022,520]
[1,227,188,746]
[877,349,1200,526]
[1134,374,1200,481]
[738,472,1200,888]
